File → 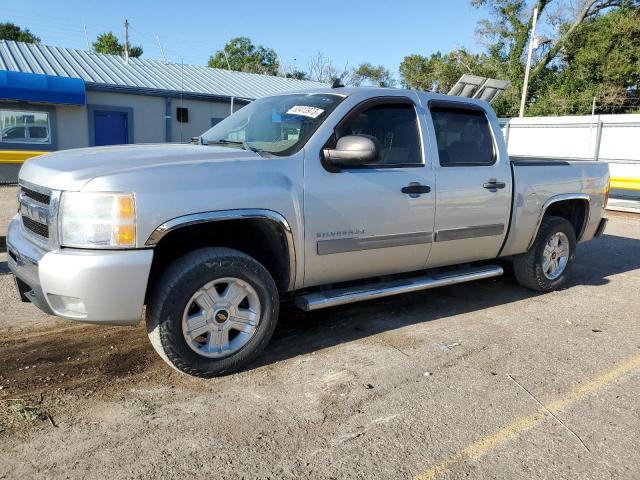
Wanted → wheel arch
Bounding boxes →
[527,194,590,250]
[145,209,296,298]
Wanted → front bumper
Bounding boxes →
[7,216,153,325]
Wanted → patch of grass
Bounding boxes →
[134,399,158,416]
[0,399,49,434]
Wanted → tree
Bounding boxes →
[401,0,640,116]
[92,31,143,58]
[0,22,40,43]
[528,6,640,115]
[284,69,309,80]
[469,0,639,114]
[208,37,279,76]
[307,52,352,84]
[399,49,497,92]
[351,63,395,87]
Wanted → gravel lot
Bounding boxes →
[1,184,639,480]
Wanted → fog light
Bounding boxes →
[47,294,87,318]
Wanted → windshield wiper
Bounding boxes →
[206,139,263,154]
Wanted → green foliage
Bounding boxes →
[208,37,279,76]
[92,31,143,58]
[351,63,395,87]
[285,70,309,80]
[0,22,40,43]
[399,50,497,92]
[400,1,640,116]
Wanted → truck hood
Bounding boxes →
[19,143,261,191]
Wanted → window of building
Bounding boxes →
[430,108,495,166]
[338,103,422,166]
[0,110,51,144]
[176,107,189,123]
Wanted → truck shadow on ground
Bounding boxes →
[251,233,640,370]
[0,233,638,394]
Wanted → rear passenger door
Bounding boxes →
[425,102,512,268]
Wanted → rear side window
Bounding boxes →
[28,126,49,140]
[431,108,494,166]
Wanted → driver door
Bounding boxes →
[302,95,436,288]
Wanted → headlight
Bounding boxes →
[60,192,136,248]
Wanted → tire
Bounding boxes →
[513,216,577,292]
[146,247,279,378]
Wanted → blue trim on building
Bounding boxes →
[86,83,251,104]
[0,71,85,106]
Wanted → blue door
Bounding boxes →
[94,110,129,146]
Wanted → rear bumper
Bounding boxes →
[7,216,153,325]
[594,217,608,238]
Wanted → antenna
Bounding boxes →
[83,24,89,49]
[156,35,167,62]
[124,19,130,63]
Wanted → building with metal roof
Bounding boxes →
[0,40,326,182]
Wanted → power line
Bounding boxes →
[1,8,322,67]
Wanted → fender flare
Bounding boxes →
[145,209,297,291]
[526,193,591,250]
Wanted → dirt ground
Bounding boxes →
[1,186,639,479]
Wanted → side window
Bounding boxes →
[1,110,51,145]
[3,126,26,140]
[28,126,50,141]
[430,108,494,166]
[339,103,422,166]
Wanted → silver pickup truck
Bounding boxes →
[7,87,609,377]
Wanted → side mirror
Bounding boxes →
[323,135,381,167]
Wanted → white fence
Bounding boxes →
[500,114,640,198]
[500,114,640,163]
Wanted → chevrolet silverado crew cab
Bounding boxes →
[7,87,609,377]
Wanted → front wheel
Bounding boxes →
[146,247,279,378]
[513,216,577,292]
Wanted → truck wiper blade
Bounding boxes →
[206,139,262,154]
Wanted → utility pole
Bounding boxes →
[519,6,539,118]
[124,19,130,63]
[83,24,89,49]
[222,48,232,70]
[156,35,167,62]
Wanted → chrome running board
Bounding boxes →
[294,265,504,311]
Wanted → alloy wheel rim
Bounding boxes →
[182,277,261,358]
[542,232,570,280]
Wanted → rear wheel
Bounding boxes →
[513,216,576,292]
[146,247,279,378]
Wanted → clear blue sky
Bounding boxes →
[1,0,487,77]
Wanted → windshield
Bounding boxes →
[200,93,344,156]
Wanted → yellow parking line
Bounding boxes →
[415,353,640,480]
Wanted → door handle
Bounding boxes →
[483,179,506,191]
[401,183,431,196]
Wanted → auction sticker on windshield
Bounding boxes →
[286,106,325,118]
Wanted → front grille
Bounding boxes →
[21,186,51,205]
[22,216,50,238]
